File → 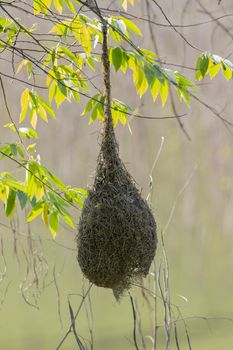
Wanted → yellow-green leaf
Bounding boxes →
[49,211,59,238]
[17,190,28,209]
[26,202,44,222]
[55,86,66,107]
[19,89,29,123]
[160,79,169,106]
[151,78,160,102]
[138,74,148,97]
[49,81,57,103]
[222,62,232,80]
[41,0,52,14]
[38,105,48,122]
[30,109,38,129]
[27,143,37,153]
[122,18,142,36]
[111,47,123,71]
[33,1,41,15]
[54,0,63,14]
[62,213,75,228]
[209,62,221,79]
[121,0,127,11]
[16,59,29,74]
[42,202,49,226]
[5,188,16,217]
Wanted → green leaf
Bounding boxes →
[19,88,29,123]
[19,127,39,139]
[61,46,78,63]
[54,0,63,14]
[37,96,56,119]
[3,179,24,192]
[81,94,100,116]
[50,22,68,36]
[88,101,103,124]
[26,201,44,222]
[29,91,39,108]
[16,59,29,74]
[33,1,41,15]
[61,213,75,228]
[144,64,155,86]
[26,61,32,78]
[39,0,52,14]
[208,61,220,79]
[121,18,142,36]
[121,0,128,10]
[64,0,76,13]
[160,79,169,106]
[221,62,232,80]
[4,123,16,131]
[16,145,25,159]
[196,53,210,80]
[38,105,48,122]
[57,80,68,97]
[10,144,17,156]
[72,90,80,103]
[200,54,209,78]
[27,143,37,153]
[114,19,127,36]
[177,88,190,106]
[29,109,38,129]
[17,190,28,209]
[0,18,12,30]
[111,47,123,71]
[55,86,66,107]
[49,81,57,103]
[109,27,121,44]
[121,0,134,10]
[5,188,16,217]
[0,145,11,159]
[49,211,59,238]
[72,17,92,54]
[150,78,160,102]
[46,169,65,188]
[42,202,49,226]
[212,54,222,65]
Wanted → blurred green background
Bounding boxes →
[1,0,233,349]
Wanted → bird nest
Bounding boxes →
[77,116,157,299]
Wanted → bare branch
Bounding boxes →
[151,0,202,52]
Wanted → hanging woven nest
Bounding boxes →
[76,19,157,299]
[77,115,157,299]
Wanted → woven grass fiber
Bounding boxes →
[77,114,157,299]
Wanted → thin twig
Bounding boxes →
[56,284,93,350]
[0,77,26,147]
[147,136,165,202]
[129,294,140,350]
[68,300,86,350]
[151,0,202,52]
[135,298,146,350]
[83,282,94,349]
[53,264,63,329]
[162,165,197,236]
[174,322,181,350]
